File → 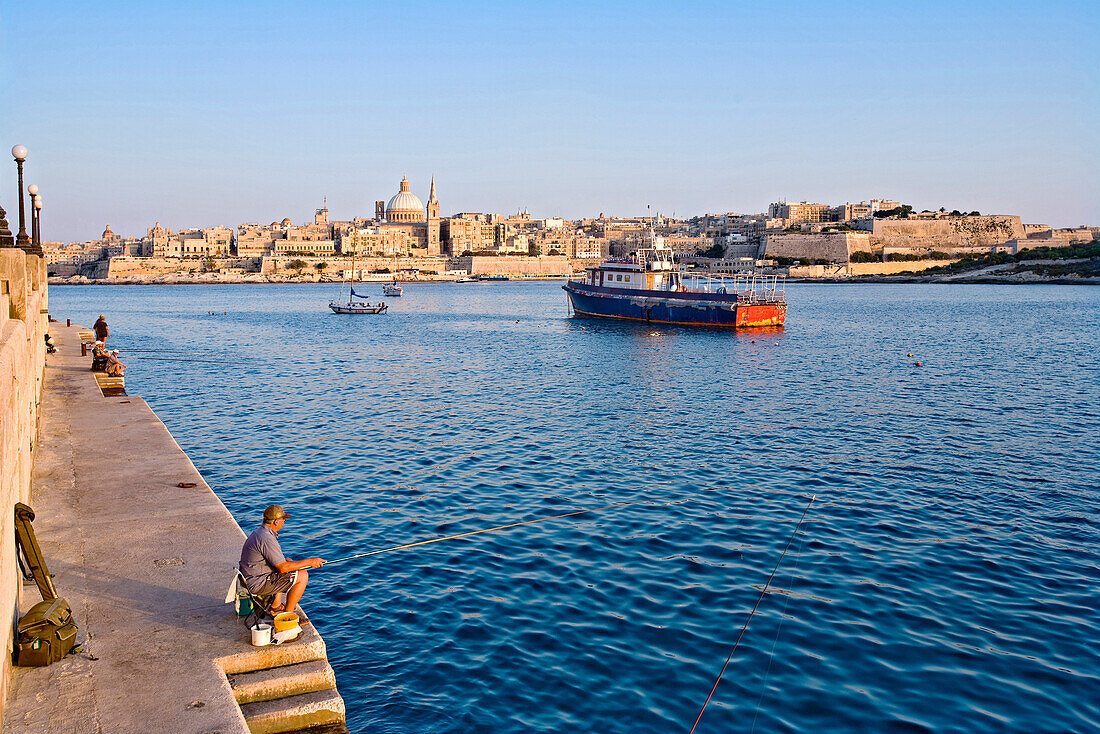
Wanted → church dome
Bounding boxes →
[385,176,425,223]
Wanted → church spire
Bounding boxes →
[426,174,440,220]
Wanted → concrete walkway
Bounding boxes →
[4,324,345,734]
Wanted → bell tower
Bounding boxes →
[426,175,441,256]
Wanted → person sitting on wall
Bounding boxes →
[105,349,126,377]
[239,505,325,622]
[91,341,109,371]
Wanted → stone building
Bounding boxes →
[768,201,831,223]
[368,175,442,256]
[442,212,497,254]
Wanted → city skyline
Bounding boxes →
[3,1,1097,242]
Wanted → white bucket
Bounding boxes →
[250,623,272,646]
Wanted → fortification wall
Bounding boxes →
[0,249,48,714]
[106,256,261,278]
[788,259,944,278]
[870,216,1024,251]
[451,255,571,276]
[259,255,454,276]
[762,232,871,262]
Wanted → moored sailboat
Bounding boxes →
[330,254,389,314]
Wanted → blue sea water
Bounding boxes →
[50,282,1100,733]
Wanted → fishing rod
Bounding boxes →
[124,355,241,364]
[322,499,645,566]
[688,494,816,734]
[120,348,227,355]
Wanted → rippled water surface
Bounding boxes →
[50,282,1100,733]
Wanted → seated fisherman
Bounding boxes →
[239,505,325,620]
[105,349,126,376]
[91,341,109,371]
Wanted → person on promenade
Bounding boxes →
[105,349,126,376]
[93,314,110,344]
[92,341,109,371]
[239,505,324,622]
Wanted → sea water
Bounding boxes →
[50,282,1100,732]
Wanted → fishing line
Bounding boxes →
[749,530,806,734]
[688,494,816,734]
[322,499,648,566]
[120,348,227,355]
[124,355,242,364]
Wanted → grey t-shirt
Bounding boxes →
[239,525,286,583]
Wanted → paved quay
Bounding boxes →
[3,324,346,734]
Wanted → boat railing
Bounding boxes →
[681,272,786,303]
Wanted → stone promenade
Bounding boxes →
[3,324,346,734]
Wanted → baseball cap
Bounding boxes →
[263,505,291,522]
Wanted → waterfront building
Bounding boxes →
[174,226,233,257]
[834,202,873,221]
[443,212,497,255]
[768,201,832,223]
[360,175,443,257]
[143,222,170,257]
[342,226,415,257]
[236,223,277,257]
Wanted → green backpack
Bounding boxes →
[16,597,78,667]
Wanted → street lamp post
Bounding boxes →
[28,184,39,252]
[11,145,30,251]
[33,194,43,255]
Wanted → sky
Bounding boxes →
[1,0,1097,242]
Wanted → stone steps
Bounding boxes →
[230,659,337,705]
[93,372,126,396]
[221,623,347,734]
[238,687,346,734]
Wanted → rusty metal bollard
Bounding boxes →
[67,318,71,327]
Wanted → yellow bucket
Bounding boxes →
[273,612,299,633]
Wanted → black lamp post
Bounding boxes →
[11,145,30,251]
[33,193,43,255]
[28,184,39,252]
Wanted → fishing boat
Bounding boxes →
[563,234,786,328]
[330,257,389,314]
[382,279,403,297]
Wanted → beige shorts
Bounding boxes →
[245,570,297,596]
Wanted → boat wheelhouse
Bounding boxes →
[563,237,786,328]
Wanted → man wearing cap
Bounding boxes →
[105,349,126,377]
[239,505,325,619]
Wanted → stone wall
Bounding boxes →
[0,249,48,713]
[870,216,1024,252]
[259,255,455,276]
[788,259,945,278]
[105,256,261,278]
[449,255,571,276]
[762,232,872,262]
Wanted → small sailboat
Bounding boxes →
[383,255,404,296]
[330,255,389,314]
[382,278,403,297]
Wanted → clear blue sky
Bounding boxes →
[2,0,1097,242]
